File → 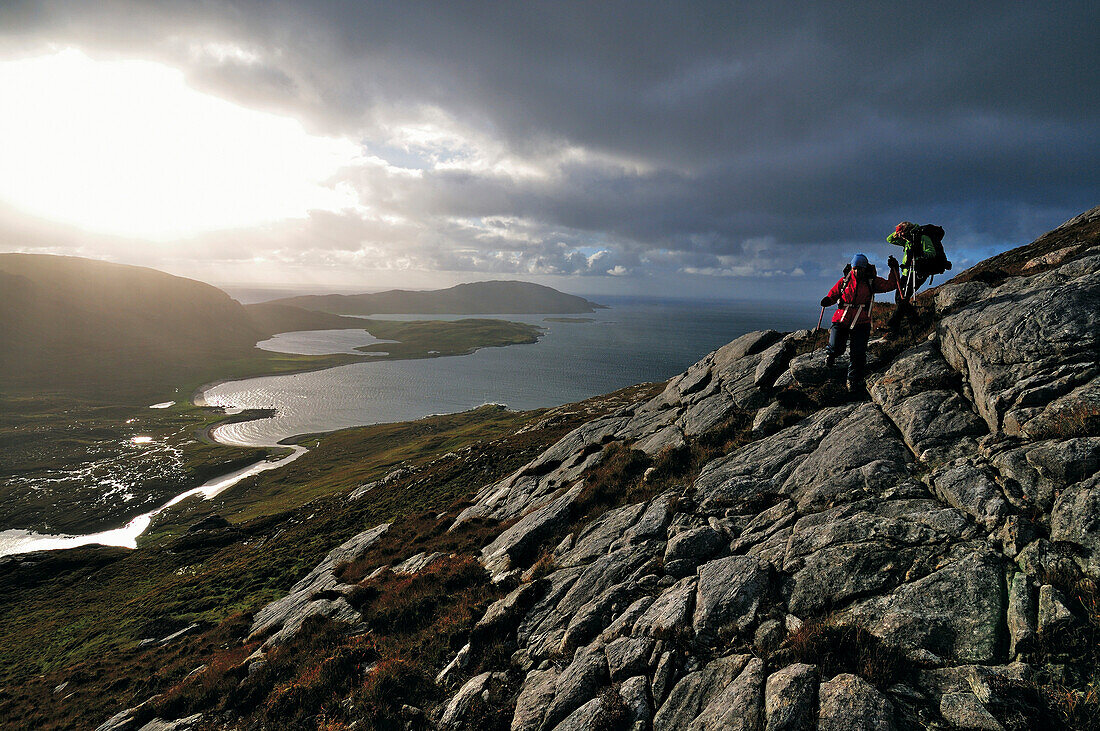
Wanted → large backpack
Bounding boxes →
[914,224,952,277]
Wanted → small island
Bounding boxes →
[352,318,541,359]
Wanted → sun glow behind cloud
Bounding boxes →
[0,49,361,240]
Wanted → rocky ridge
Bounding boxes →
[128,207,1100,730]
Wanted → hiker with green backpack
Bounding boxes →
[819,253,899,392]
[886,221,951,331]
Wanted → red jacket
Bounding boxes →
[824,269,898,325]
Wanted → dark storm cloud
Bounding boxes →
[1,0,1098,291]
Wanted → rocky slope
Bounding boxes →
[120,208,1099,730]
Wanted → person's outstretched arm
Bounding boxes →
[874,268,899,293]
[820,277,844,306]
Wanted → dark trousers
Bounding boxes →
[827,322,871,383]
[888,268,927,329]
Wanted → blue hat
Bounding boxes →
[850,253,869,269]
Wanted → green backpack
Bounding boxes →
[914,224,952,277]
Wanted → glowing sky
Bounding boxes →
[0,50,360,240]
[0,2,1097,298]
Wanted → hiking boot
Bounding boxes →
[825,355,836,369]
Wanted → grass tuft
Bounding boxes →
[781,617,908,690]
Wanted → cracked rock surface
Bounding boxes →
[227,210,1100,730]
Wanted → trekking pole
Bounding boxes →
[811,306,825,354]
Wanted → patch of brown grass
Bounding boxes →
[780,617,908,689]
[571,443,654,526]
[261,632,381,723]
[148,555,500,727]
[525,549,558,581]
[336,513,507,585]
[350,656,435,728]
[357,555,491,641]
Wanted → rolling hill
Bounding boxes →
[0,255,367,398]
[266,279,604,315]
[0,254,264,395]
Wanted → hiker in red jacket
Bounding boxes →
[819,253,899,391]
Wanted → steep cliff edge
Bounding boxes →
[107,208,1100,730]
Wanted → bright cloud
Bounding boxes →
[0,49,361,240]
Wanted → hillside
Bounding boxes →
[268,280,604,315]
[2,208,1097,730]
[0,254,265,396]
[0,255,379,399]
[244,301,371,334]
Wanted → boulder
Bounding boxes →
[753,619,785,657]
[694,405,858,510]
[764,663,818,731]
[393,551,444,574]
[622,492,676,543]
[511,667,558,731]
[599,596,656,642]
[481,483,584,578]
[136,716,204,731]
[845,546,1005,664]
[732,499,796,552]
[1007,573,1037,657]
[454,415,628,527]
[438,672,507,729]
[693,556,767,643]
[619,675,652,730]
[249,522,390,641]
[927,460,1009,528]
[559,580,646,658]
[817,673,896,731]
[754,336,798,390]
[653,654,751,731]
[682,390,739,437]
[778,403,915,512]
[687,656,765,730]
[787,539,934,616]
[259,596,361,649]
[635,425,687,455]
[867,344,988,463]
[634,577,696,638]
[559,502,646,567]
[751,401,785,437]
[937,253,1100,435]
[664,526,724,573]
[939,692,1004,730]
[605,636,656,682]
[934,280,991,314]
[1038,584,1075,635]
[1050,474,1100,579]
[540,647,610,729]
[473,580,546,642]
[712,330,784,370]
[555,546,656,618]
[652,651,676,707]
[783,351,838,388]
[551,697,608,731]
